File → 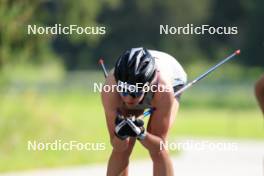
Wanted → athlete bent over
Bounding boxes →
[101,47,187,176]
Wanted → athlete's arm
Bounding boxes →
[139,86,177,153]
[255,75,264,115]
[101,74,130,151]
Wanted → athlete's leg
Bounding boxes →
[147,98,179,176]
[107,109,144,176]
[107,138,136,176]
[255,74,264,115]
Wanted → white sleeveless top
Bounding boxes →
[149,50,187,87]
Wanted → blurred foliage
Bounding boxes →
[200,0,264,66]
[0,0,43,66]
[97,0,211,66]
[0,0,263,72]
[0,0,120,71]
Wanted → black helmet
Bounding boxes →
[114,47,156,85]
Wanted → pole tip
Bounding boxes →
[98,58,104,65]
[235,49,241,55]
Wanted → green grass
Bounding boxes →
[173,108,263,138]
[0,73,263,172]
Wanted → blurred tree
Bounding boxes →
[242,0,264,66]
[96,0,211,67]
[0,0,45,67]
[199,0,245,60]
[0,0,121,71]
[49,0,121,70]
[199,0,264,66]
[1,0,263,72]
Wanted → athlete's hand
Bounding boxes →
[114,115,146,140]
[126,118,146,140]
[114,115,129,140]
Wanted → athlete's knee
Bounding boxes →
[111,146,134,161]
[111,140,129,152]
[112,139,135,157]
[149,147,169,162]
